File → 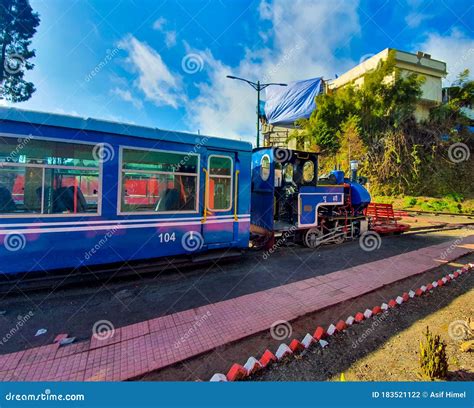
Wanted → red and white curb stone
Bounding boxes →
[209,263,473,381]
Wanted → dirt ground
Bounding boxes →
[331,288,473,381]
[402,213,474,230]
[141,252,474,381]
[253,261,473,382]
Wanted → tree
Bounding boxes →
[0,0,40,102]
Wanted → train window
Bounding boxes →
[283,163,293,183]
[120,148,198,213]
[260,155,270,181]
[208,156,232,211]
[303,161,314,183]
[0,136,100,216]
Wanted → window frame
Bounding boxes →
[0,133,103,218]
[207,154,233,213]
[118,145,200,215]
[302,160,315,183]
[260,154,271,181]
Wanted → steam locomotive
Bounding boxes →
[0,107,370,276]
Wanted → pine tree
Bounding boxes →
[0,0,40,102]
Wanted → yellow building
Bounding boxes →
[327,48,447,122]
[262,48,447,148]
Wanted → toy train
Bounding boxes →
[0,107,370,276]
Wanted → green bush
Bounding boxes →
[404,196,417,207]
[419,326,448,380]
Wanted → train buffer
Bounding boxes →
[365,203,410,235]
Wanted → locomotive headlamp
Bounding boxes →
[350,160,359,182]
[350,160,359,171]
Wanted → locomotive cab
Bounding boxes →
[251,148,371,248]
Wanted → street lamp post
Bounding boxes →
[226,75,287,148]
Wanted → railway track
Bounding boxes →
[0,223,472,296]
[0,249,244,297]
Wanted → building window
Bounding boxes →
[120,148,198,213]
[260,154,270,181]
[208,156,232,211]
[0,136,100,215]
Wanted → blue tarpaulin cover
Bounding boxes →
[263,77,323,126]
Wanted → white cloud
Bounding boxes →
[152,17,166,31]
[185,0,361,142]
[153,17,177,49]
[415,28,474,85]
[165,31,177,48]
[405,12,433,28]
[118,35,184,108]
[111,87,143,109]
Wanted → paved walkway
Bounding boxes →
[1,235,473,381]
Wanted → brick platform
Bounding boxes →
[1,236,473,381]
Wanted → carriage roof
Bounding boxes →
[0,107,252,152]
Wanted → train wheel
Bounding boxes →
[333,221,346,244]
[304,227,323,249]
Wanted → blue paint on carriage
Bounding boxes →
[299,186,345,226]
[250,148,274,232]
[0,108,252,275]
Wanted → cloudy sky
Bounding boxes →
[10,0,474,144]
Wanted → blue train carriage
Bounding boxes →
[251,147,371,248]
[0,107,252,276]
